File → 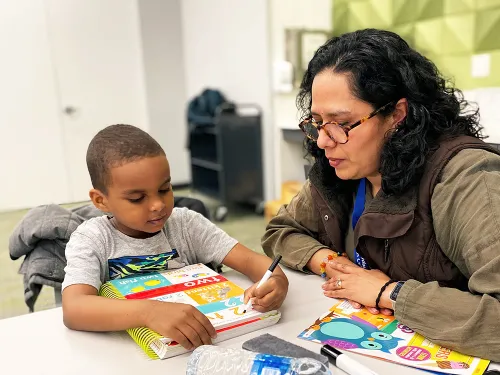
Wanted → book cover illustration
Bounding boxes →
[99,263,281,359]
[298,300,489,375]
[109,264,251,316]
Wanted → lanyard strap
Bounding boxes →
[352,178,370,269]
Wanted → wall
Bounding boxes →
[270,0,333,193]
[45,0,151,203]
[0,0,71,211]
[138,0,190,185]
[335,0,500,89]
[333,0,500,142]
[180,0,275,200]
[0,0,192,211]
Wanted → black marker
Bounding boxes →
[242,255,282,313]
[321,344,379,375]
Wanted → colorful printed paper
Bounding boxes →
[298,300,489,375]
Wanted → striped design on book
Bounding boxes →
[125,275,228,300]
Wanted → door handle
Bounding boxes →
[63,106,77,115]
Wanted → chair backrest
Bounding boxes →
[173,196,210,220]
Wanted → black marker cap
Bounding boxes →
[321,344,341,366]
[269,255,282,272]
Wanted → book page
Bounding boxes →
[298,300,489,375]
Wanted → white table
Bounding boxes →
[0,269,491,375]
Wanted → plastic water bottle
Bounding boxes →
[186,345,331,375]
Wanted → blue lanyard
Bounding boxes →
[352,178,370,269]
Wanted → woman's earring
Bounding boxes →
[394,120,404,132]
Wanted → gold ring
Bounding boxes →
[336,278,342,289]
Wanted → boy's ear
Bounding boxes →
[89,189,110,212]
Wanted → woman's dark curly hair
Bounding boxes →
[298,28,482,195]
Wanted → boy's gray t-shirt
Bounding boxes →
[62,207,238,291]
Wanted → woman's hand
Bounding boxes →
[325,255,357,278]
[324,256,369,310]
[324,261,394,316]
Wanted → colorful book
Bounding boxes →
[298,300,489,375]
[99,263,281,359]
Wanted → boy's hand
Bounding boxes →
[144,301,216,350]
[243,275,288,313]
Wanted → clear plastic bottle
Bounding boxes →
[186,345,331,375]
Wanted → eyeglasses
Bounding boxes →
[298,102,394,144]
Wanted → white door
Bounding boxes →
[0,0,70,211]
[45,0,149,202]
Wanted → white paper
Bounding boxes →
[471,54,490,78]
[301,33,328,70]
[273,60,294,93]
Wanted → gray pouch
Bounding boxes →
[242,333,329,366]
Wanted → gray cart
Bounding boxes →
[189,103,264,221]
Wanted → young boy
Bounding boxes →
[62,124,288,350]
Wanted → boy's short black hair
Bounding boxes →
[86,124,165,193]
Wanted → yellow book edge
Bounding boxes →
[99,282,162,359]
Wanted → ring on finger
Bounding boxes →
[336,277,342,289]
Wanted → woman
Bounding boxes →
[262,28,500,361]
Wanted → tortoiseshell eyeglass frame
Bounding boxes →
[299,102,394,144]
